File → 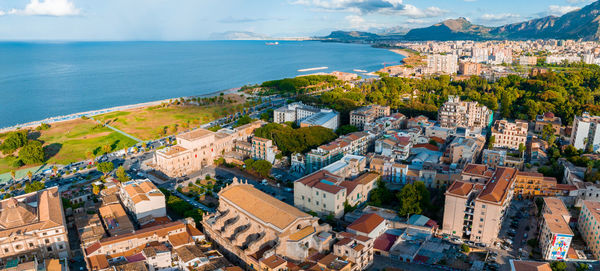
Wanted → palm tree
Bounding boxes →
[27,171,32,181]
[10,170,16,181]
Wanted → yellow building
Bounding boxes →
[513,172,576,199]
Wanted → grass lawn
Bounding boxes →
[95,95,246,140]
[0,118,137,175]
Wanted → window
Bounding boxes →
[47,247,52,252]
[3,248,8,253]
[45,239,50,244]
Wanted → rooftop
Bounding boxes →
[477,167,517,204]
[347,213,385,234]
[177,128,213,141]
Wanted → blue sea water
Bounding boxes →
[0,40,403,128]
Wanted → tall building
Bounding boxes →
[491,120,528,150]
[570,112,600,152]
[443,167,518,244]
[437,95,492,129]
[349,105,391,129]
[426,54,458,74]
[251,137,278,164]
[202,179,334,269]
[578,200,600,259]
[538,198,572,260]
[0,187,70,263]
[119,179,166,224]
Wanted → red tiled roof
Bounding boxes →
[374,233,398,251]
[446,181,474,197]
[348,213,385,234]
[478,167,517,204]
[413,143,439,152]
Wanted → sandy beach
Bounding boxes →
[389,48,416,58]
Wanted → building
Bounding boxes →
[519,55,537,66]
[442,167,518,244]
[491,120,528,150]
[509,260,551,271]
[442,136,486,167]
[534,112,561,135]
[299,109,340,130]
[75,213,106,247]
[202,179,334,269]
[305,132,373,174]
[98,203,135,237]
[437,95,492,129]
[538,198,572,260]
[364,113,406,135]
[513,172,564,199]
[347,213,387,239]
[570,112,600,152]
[333,232,374,270]
[321,155,366,179]
[578,200,600,259]
[119,179,166,224]
[294,171,379,218]
[0,187,70,264]
[154,121,264,177]
[251,137,278,164]
[331,71,358,81]
[374,136,412,161]
[427,54,458,74]
[458,62,482,76]
[350,105,391,129]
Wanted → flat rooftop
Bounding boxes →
[177,128,213,141]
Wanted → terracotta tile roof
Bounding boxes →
[339,181,359,195]
[260,254,287,269]
[446,181,475,197]
[430,137,445,144]
[462,164,490,177]
[185,224,203,237]
[87,254,109,271]
[477,167,517,204]
[174,245,205,263]
[542,213,573,236]
[297,170,345,195]
[355,172,380,185]
[347,213,385,234]
[516,171,544,178]
[168,231,194,248]
[413,143,439,151]
[219,184,310,231]
[555,184,577,191]
[512,260,552,271]
[289,226,316,241]
[374,233,398,251]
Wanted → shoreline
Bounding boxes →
[0,87,241,133]
[388,48,416,58]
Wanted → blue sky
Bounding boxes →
[0,0,595,40]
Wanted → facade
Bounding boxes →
[0,187,70,264]
[349,105,391,129]
[273,102,320,124]
[119,179,166,224]
[306,132,373,174]
[513,172,565,199]
[443,167,518,244]
[321,155,366,179]
[491,120,528,150]
[333,232,374,271]
[570,112,600,152]
[251,137,278,164]
[294,171,379,218]
[426,54,458,74]
[438,95,492,129]
[578,200,600,259]
[534,112,561,135]
[442,136,486,167]
[458,62,482,76]
[538,198,572,260]
[154,121,264,177]
[202,179,333,269]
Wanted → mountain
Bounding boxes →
[320,0,600,41]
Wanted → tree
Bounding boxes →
[518,143,526,157]
[92,183,102,195]
[86,150,95,161]
[460,244,470,253]
[18,141,45,165]
[116,166,130,182]
[397,183,422,219]
[0,131,27,154]
[26,171,32,181]
[413,181,431,212]
[97,162,114,175]
[24,181,45,194]
[10,170,16,181]
[102,144,112,154]
[336,125,358,135]
[542,124,557,147]
[369,179,395,207]
[550,261,567,271]
[487,135,495,149]
[52,166,58,176]
[252,160,272,177]
[234,115,254,128]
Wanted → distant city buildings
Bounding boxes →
[426,54,458,74]
[437,95,492,130]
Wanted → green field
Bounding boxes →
[95,98,246,140]
[0,118,137,175]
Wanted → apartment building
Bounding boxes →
[491,120,528,150]
[519,56,537,66]
[202,179,334,269]
[458,62,482,76]
[321,155,366,179]
[98,203,135,237]
[443,167,518,244]
[426,54,458,74]
[294,170,379,218]
[539,198,572,260]
[0,187,70,264]
[437,95,492,129]
[534,112,562,135]
[333,232,374,271]
[375,136,411,161]
[578,200,600,259]
[306,132,373,173]
[119,179,166,224]
[349,105,391,129]
[442,136,486,167]
[363,113,406,135]
[251,137,278,164]
[570,112,600,152]
[513,172,568,199]
[154,121,264,177]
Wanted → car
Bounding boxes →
[284,187,293,192]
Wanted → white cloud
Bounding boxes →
[8,0,80,16]
[547,5,580,16]
[479,13,521,22]
[294,0,447,18]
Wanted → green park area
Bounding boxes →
[95,94,247,141]
[0,118,137,179]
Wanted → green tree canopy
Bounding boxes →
[24,181,45,194]
[18,141,45,165]
[397,183,422,218]
[97,162,114,175]
[116,166,130,182]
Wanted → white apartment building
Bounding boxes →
[491,120,528,150]
[519,56,537,66]
[570,112,600,152]
[438,95,492,129]
[119,179,167,224]
[427,54,458,74]
[546,55,581,64]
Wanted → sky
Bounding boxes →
[0,0,596,40]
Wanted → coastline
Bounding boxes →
[388,48,415,58]
[0,87,241,133]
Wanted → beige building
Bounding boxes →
[578,200,600,259]
[443,167,518,244]
[534,112,561,135]
[202,179,334,269]
[251,137,278,164]
[438,95,492,129]
[294,171,379,218]
[426,54,458,74]
[0,187,70,264]
[539,198,572,260]
[154,121,264,177]
[349,105,391,129]
[458,62,482,76]
[119,179,166,224]
[98,203,135,237]
[333,232,374,271]
[491,120,528,150]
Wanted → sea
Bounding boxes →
[0,40,404,128]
